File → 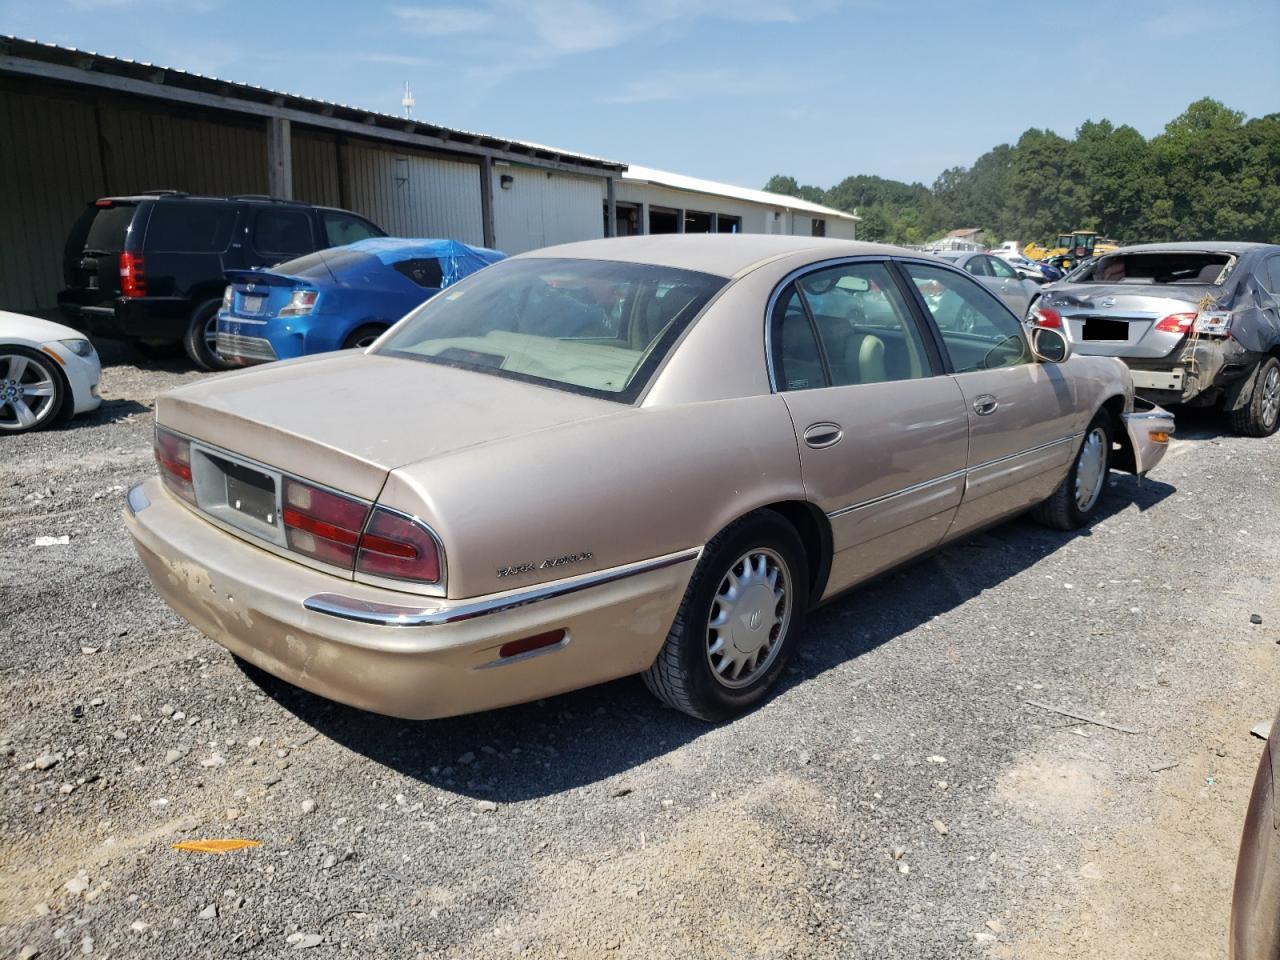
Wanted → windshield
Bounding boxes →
[375,257,727,402]
[83,204,137,253]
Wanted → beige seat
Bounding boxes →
[844,332,886,384]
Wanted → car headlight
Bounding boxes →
[59,338,96,359]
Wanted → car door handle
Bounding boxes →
[803,422,843,449]
[973,395,999,416]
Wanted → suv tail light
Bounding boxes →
[119,252,147,297]
[279,290,318,317]
[154,427,195,504]
[1030,305,1062,328]
[356,508,441,583]
[1153,312,1196,335]
[282,478,369,568]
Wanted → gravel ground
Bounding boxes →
[1,344,1277,959]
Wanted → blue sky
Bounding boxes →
[3,0,1277,189]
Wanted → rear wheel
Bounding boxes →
[341,324,388,350]
[183,300,228,371]
[643,511,808,721]
[0,346,66,435]
[1033,411,1113,531]
[1229,356,1280,437]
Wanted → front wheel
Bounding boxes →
[0,346,66,434]
[643,511,808,722]
[1033,411,1113,531]
[1229,356,1280,437]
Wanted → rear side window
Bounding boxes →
[83,204,138,253]
[771,286,825,391]
[252,208,314,259]
[393,258,444,289]
[322,211,383,247]
[1263,257,1280,295]
[145,202,237,253]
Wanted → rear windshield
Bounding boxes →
[145,201,237,253]
[274,248,376,281]
[1077,252,1233,285]
[375,257,727,403]
[82,204,138,253]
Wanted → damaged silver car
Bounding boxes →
[1029,242,1280,436]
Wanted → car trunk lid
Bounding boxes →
[1044,284,1212,359]
[155,351,619,501]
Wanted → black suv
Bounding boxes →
[58,192,386,369]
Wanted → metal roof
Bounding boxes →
[622,165,860,222]
[0,36,625,176]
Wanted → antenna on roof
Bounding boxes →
[401,81,415,119]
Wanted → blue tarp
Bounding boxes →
[344,238,506,288]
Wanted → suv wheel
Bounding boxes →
[184,301,229,371]
[1229,356,1280,438]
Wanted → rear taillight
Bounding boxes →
[1194,310,1232,336]
[119,252,146,298]
[154,427,195,504]
[279,290,318,317]
[220,286,232,313]
[282,478,369,568]
[356,508,441,584]
[1154,312,1196,335]
[1030,305,1062,328]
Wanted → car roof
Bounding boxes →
[512,234,926,279]
[95,193,310,206]
[1106,241,1278,255]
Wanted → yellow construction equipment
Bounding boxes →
[1023,230,1113,268]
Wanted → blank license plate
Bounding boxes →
[240,294,265,314]
[1084,319,1129,341]
[223,461,276,525]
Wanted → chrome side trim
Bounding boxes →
[824,432,1082,520]
[126,482,150,516]
[303,547,703,627]
[827,469,966,520]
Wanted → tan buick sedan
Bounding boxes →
[124,236,1174,721]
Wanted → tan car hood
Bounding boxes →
[155,352,618,501]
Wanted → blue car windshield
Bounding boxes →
[375,257,727,403]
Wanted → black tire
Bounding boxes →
[0,345,67,435]
[341,324,388,351]
[183,300,229,371]
[1033,410,1113,531]
[643,511,809,722]
[135,339,184,361]
[1229,356,1280,438]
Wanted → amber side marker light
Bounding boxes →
[499,630,567,660]
[1149,430,1171,443]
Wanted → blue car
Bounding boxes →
[215,238,504,366]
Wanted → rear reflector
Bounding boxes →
[1154,312,1196,335]
[1149,430,1171,443]
[282,478,369,568]
[154,427,195,504]
[498,630,567,660]
[356,508,441,584]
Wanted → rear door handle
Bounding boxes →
[973,395,999,416]
[802,422,843,449]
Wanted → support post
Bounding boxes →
[710,212,719,234]
[605,176,618,238]
[677,208,685,233]
[266,116,293,200]
[479,155,497,249]
[639,201,649,235]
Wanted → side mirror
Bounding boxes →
[1030,325,1071,363]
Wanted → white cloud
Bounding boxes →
[601,67,791,104]
[391,4,496,35]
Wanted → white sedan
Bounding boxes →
[0,311,101,434]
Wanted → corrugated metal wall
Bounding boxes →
[493,165,603,254]
[340,140,484,245]
[291,129,342,207]
[98,106,265,196]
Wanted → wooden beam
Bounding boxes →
[479,155,496,250]
[266,116,293,200]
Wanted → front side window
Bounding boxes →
[376,257,726,402]
[903,263,1029,374]
[772,261,931,390]
[323,211,383,247]
[987,256,1019,279]
[964,256,992,277]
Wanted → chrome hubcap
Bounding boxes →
[1261,365,1280,427]
[0,353,57,432]
[1074,427,1107,512]
[705,548,791,689]
[204,315,219,351]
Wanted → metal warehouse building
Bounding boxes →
[0,36,857,315]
